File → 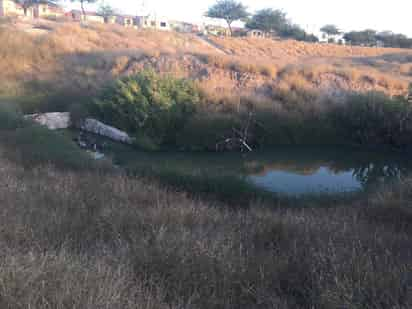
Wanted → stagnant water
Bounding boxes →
[105,145,411,196]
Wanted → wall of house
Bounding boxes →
[116,16,134,27]
[34,4,63,19]
[70,11,82,21]
[86,15,104,23]
[157,19,170,31]
[134,16,170,31]
[0,0,25,17]
[247,30,264,38]
[105,16,116,24]
[0,0,4,17]
[25,7,34,18]
[71,11,104,23]
[34,4,49,18]
[0,1,64,19]
[205,26,230,36]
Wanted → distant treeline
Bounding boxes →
[245,9,412,47]
[343,30,412,48]
[245,9,319,42]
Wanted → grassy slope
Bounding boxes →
[1,19,411,113]
[0,150,411,308]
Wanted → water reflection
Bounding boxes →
[105,143,412,196]
[245,147,410,195]
[249,168,361,195]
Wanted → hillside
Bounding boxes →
[1,19,412,114]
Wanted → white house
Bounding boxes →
[0,0,63,19]
[69,10,104,23]
[134,15,170,31]
[116,15,134,27]
[169,20,200,33]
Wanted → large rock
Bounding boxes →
[24,112,134,145]
[24,112,71,130]
[81,118,134,144]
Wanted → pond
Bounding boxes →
[105,144,412,196]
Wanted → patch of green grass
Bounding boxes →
[0,103,25,130]
[0,106,100,170]
[2,124,96,170]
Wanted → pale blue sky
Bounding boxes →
[64,0,412,36]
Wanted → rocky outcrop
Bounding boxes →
[25,112,134,145]
[24,112,71,130]
[80,118,134,145]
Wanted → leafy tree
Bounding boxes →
[344,29,377,46]
[206,0,249,36]
[375,31,412,48]
[344,30,412,48]
[17,0,58,9]
[70,0,98,19]
[93,71,201,148]
[320,24,340,42]
[246,8,318,42]
[97,1,116,20]
[246,9,288,34]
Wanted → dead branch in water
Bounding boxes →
[216,111,254,152]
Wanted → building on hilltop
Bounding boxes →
[0,0,25,17]
[169,20,200,33]
[245,29,278,38]
[134,15,170,31]
[33,2,63,19]
[69,10,104,23]
[203,24,230,36]
[0,0,63,19]
[104,15,116,24]
[116,15,135,27]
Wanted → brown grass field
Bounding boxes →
[1,19,412,109]
[0,147,411,308]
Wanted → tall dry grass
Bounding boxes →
[0,147,411,308]
[209,36,411,60]
[1,20,411,115]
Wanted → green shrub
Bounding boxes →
[93,71,200,148]
[332,92,412,147]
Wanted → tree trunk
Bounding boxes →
[226,20,233,36]
[81,0,86,21]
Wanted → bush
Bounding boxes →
[93,71,200,148]
[332,92,412,147]
[177,114,242,151]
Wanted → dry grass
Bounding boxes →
[0,148,411,308]
[197,53,278,78]
[1,19,411,114]
[209,36,410,60]
[277,63,408,95]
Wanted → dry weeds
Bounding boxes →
[0,149,411,308]
[1,20,411,110]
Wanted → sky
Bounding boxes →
[64,0,412,37]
